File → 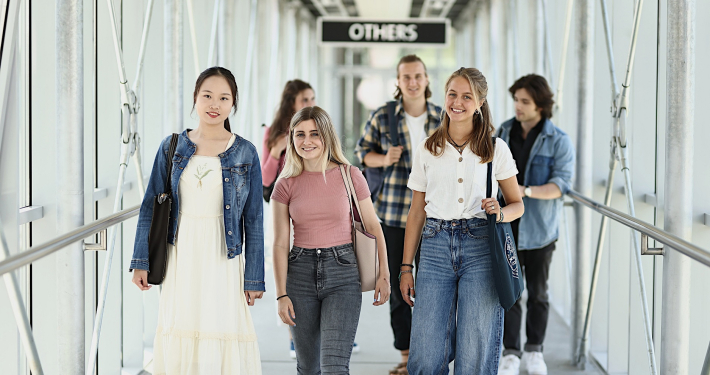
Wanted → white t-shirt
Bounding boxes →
[407,139,518,220]
[404,111,428,147]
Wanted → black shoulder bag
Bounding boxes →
[147,133,178,285]
[364,100,398,199]
[486,137,524,310]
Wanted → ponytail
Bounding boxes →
[224,118,232,132]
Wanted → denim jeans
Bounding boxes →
[287,243,362,374]
[408,218,504,375]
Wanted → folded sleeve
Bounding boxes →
[349,166,372,201]
[407,141,427,192]
[494,139,519,181]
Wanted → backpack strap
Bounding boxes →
[386,101,399,147]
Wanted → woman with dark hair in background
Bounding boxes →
[262,79,316,201]
[130,67,265,374]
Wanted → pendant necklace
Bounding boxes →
[447,133,470,154]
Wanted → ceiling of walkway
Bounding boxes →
[300,0,472,22]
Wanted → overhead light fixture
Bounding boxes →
[430,0,446,10]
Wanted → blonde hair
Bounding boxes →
[278,106,350,181]
[425,67,495,163]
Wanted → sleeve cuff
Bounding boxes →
[244,280,266,292]
[549,177,570,195]
[129,259,149,272]
[496,167,518,181]
[407,181,426,192]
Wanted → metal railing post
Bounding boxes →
[236,0,259,138]
[56,0,84,373]
[572,0,594,364]
[0,219,44,374]
[164,0,183,135]
[662,0,695,373]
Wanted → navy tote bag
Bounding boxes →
[486,137,524,310]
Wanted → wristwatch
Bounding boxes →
[524,186,532,197]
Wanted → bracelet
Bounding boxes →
[497,209,505,223]
[400,263,414,269]
[398,269,413,281]
[276,294,288,301]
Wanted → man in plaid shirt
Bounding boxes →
[356,55,442,374]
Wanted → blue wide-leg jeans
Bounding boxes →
[408,218,504,375]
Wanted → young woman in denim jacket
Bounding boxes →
[271,106,391,374]
[399,68,525,374]
[130,67,265,374]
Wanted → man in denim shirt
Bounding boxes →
[496,75,575,375]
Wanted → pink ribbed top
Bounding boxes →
[271,165,371,249]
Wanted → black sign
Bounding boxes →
[318,18,449,47]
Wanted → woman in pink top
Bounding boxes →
[261,79,315,201]
[271,106,391,374]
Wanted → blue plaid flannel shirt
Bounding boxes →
[356,99,443,228]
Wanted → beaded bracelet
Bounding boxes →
[497,209,505,223]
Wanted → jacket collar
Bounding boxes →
[179,129,242,155]
[502,117,556,137]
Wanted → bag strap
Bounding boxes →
[386,101,399,147]
[344,165,368,232]
[165,133,179,194]
[339,165,357,229]
[486,137,497,199]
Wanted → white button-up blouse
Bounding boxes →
[407,138,518,220]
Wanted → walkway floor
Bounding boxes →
[253,251,603,374]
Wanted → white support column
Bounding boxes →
[56,0,84,373]
[572,0,594,364]
[534,0,545,74]
[661,0,695,373]
[164,0,183,134]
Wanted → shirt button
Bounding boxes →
[225,178,229,182]
[458,198,464,203]
[228,231,232,235]
[459,157,463,162]
[226,205,230,209]
[458,178,463,183]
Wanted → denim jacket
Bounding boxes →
[130,130,265,291]
[497,118,575,250]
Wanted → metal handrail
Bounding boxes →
[567,190,710,267]
[0,205,140,277]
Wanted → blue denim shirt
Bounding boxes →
[130,130,265,291]
[497,118,575,250]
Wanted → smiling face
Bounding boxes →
[397,61,429,102]
[445,76,483,124]
[194,76,234,126]
[293,88,316,113]
[292,119,324,162]
[513,88,542,124]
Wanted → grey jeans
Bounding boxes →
[287,243,362,375]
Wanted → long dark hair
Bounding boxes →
[192,67,239,132]
[425,67,495,163]
[267,79,313,149]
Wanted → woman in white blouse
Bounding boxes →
[399,67,524,374]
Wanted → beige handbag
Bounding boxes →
[339,165,380,292]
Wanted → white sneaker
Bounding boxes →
[497,354,521,375]
[522,351,547,375]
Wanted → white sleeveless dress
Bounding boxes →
[152,135,262,375]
